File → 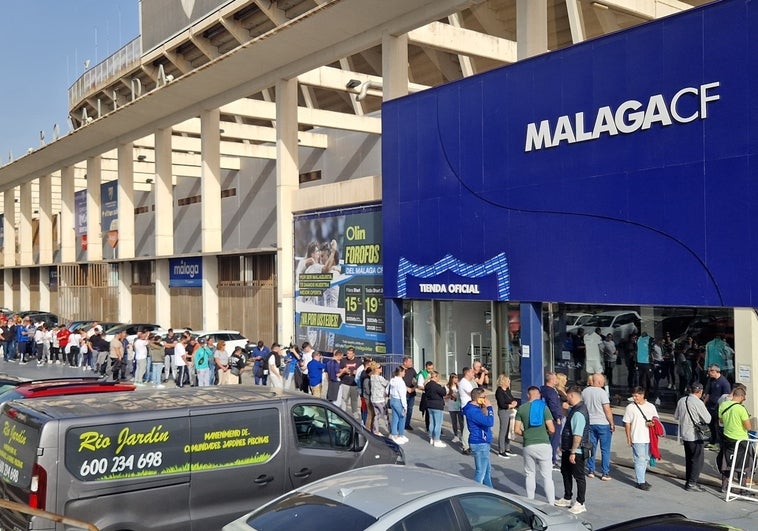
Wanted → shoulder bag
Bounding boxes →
[684,396,711,442]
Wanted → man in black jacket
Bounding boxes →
[555,386,590,515]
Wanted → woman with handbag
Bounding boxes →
[673,382,711,491]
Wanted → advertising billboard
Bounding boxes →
[294,206,385,355]
[169,257,203,288]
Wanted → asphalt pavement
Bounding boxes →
[3,360,757,529]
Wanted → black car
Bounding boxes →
[17,311,59,327]
[598,513,741,530]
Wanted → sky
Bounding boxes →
[0,1,140,162]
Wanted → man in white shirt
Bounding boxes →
[458,366,475,455]
[174,333,189,388]
[133,330,149,385]
[268,343,284,395]
[623,386,659,491]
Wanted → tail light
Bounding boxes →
[29,463,47,510]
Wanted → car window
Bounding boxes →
[616,314,634,325]
[228,333,245,341]
[292,404,354,450]
[390,500,458,531]
[457,494,531,531]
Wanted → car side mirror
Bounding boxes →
[530,514,547,531]
[353,430,367,451]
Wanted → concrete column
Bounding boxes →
[118,262,133,323]
[155,259,171,329]
[19,182,32,266]
[19,268,30,310]
[382,33,409,101]
[4,189,16,267]
[201,109,222,253]
[154,129,174,256]
[39,266,50,311]
[733,308,757,423]
[519,302,544,390]
[60,166,76,263]
[39,174,53,265]
[3,270,12,310]
[517,0,548,60]
[117,143,135,259]
[202,255,219,330]
[86,156,103,262]
[276,78,299,343]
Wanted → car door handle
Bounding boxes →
[293,468,312,478]
[253,474,274,485]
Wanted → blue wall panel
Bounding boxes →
[383,0,756,307]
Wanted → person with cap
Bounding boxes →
[674,382,711,491]
[193,337,213,387]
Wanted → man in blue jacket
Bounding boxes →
[541,372,564,468]
[462,387,495,487]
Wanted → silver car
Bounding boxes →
[223,464,592,531]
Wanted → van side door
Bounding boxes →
[287,403,364,489]
[188,406,285,530]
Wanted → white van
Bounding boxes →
[0,387,403,530]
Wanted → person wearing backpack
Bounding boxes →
[515,386,556,505]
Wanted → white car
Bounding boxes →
[568,310,640,344]
[223,464,592,531]
[566,312,593,327]
[194,330,249,353]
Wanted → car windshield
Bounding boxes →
[245,492,376,531]
[585,315,614,327]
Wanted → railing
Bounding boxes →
[68,36,141,110]
[724,435,758,502]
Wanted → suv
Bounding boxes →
[0,378,135,404]
[568,310,641,344]
[103,323,165,343]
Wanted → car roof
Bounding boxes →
[594,310,637,316]
[283,465,496,518]
[195,330,242,335]
[6,387,303,420]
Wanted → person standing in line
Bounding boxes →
[601,333,617,386]
[458,367,475,455]
[401,357,418,432]
[193,337,212,387]
[704,365,731,450]
[369,362,389,436]
[56,324,70,365]
[325,349,343,404]
[581,373,615,481]
[584,327,604,377]
[495,374,518,458]
[250,340,270,386]
[388,366,408,445]
[472,360,490,388]
[163,329,178,383]
[636,332,652,396]
[148,334,166,387]
[215,340,233,385]
[174,333,190,388]
[718,386,752,492]
[424,371,447,448]
[110,330,127,382]
[300,342,315,393]
[268,343,284,395]
[133,330,149,385]
[307,351,327,397]
[445,373,463,443]
[338,347,360,417]
[673,382,711,491]
[417,361,435,432]
[462,387,495,487]
[555,386,590,515]
[623,386,659,490]
[541,372,564,467]
[515,386,556,505]
[228,346,245,385]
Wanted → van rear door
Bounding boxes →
[187,406,286,530]
[0,405,45,531]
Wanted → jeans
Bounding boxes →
[151,362,164,385]
[560,450,586,504]
[389,398,406,436]
[631,442,650,484]
[405,394,416,428]
[550,417,564,464]
[587,424,612,475]
[471,443,493,487]
[523,443,556,504]
[683,440,705,485]
[428,409,443,441]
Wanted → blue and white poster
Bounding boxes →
[294,206,385,355]
[169,257,203,288]
[74,190,87,236]
[100,181,118,233]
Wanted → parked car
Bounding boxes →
[597,512,742,530]
[103,323,165,343]
[0,378,134,404]
[16,311,59,327]
[566,312,593,328]
[223,464,592,531]
[195,330,249,353]
[568,310,641,344]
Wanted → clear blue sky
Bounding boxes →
[0,1,140,162]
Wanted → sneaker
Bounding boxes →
[433,441,447,448]
[554,498,572,508]
[586,472,595,479]
[636,482,651,491]
[399,436,409,443]
[451,436,460,444]
[430,438,434,445]
[552,464,561,471]
[405,426,414,431]
[462,448,472,456]
[685,483,705,492]
[569,503,587,515]
[504,450,517,457]
[156,384,166,389]
[498,452,510,459]
[601,474,611,481]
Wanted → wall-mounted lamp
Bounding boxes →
[346,79,362,89]
[137,155,147,162]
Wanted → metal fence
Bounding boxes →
[725,437,758,502]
